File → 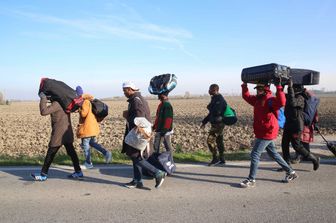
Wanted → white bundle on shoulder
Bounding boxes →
[125,117,152,151]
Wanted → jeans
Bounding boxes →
[81,137,108,164]
[248,138,293,180]
[153,133,173,153]
[41,143,81,175]
[131,156,160,182]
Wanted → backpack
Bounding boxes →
[268,100,286,128]
[302,93,319,126]
[91,99,108,122]
[222,104,237,125]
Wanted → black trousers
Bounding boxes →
[281,129,310,163]
[41,143,81,175]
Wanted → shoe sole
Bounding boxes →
[208,161,221,167]
[240,183,255,188]
[155,178,165,189]
[124,185,137,189]
[282,174,299,183]
[31,174,47,182]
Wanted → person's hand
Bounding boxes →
[314,123,319,131]
[274,77,282,86]
[122,110,128,119]
[38,92,46,99]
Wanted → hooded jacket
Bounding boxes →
[242,84,286,140]
[76,94,100,138]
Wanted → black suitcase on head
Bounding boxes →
[290,69,320,85]
[241,63,290,84]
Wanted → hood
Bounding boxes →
[82,93,94,100]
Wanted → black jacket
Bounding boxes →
[284,86,305,133]
[122,92,151,157]
[202,94,227,125]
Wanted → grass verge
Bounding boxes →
[0,150,251,166]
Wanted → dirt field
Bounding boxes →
[0,96,335,157]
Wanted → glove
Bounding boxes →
[314,124,319,131]
[38,92,47,99]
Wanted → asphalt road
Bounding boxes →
[0,158,336,223]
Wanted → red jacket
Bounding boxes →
[242,84,286,140]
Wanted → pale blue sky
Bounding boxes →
[0,0,335,100]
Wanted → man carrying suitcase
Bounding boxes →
[240,81,297,188]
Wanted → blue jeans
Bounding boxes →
[81,137,107,164]
[248,138,293,180]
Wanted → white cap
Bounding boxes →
[122,81,139,91]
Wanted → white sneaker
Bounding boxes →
[240,179,256,188]
[105,151,112,164]
[84,162,93,169]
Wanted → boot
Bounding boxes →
[306,153,320,171]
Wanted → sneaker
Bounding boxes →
[124,180,137,189]
[215,160,226,166]
[105,151,112,164]
[155,171,166,189]
[240,179,256,188]
[282,171,298,183]
[68,171,84,179]
[208,157,220,166]
[31,173,48,181]
[84,162,93,169]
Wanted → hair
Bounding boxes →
[209,84,219,91]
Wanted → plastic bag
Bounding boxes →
[125,117,152,151]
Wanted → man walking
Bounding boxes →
[122,81,166,189]
[153,92,174,156]
[201,84,227,166]
[31,92,83,181]
[281,80,320,170]
[240,82,297,188]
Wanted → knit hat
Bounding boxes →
[76,86,83,96]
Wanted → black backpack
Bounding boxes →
[91,99,108,122]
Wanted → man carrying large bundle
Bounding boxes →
[31,91,83,181]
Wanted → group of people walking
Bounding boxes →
[31,81,174,189]
[201,79,319,188]
[31,78,320,189]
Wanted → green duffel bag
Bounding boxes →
[223,105,237,125]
